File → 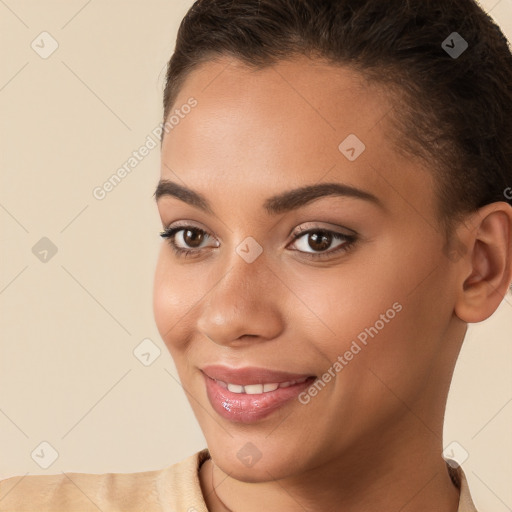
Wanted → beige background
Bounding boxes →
[0,0,511,510]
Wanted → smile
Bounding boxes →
[216,376,311,394]
[200,365,317,423]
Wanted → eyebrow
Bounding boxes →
[153,179,383,215]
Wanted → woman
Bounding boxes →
[1,0,511,510]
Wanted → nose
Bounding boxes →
[196,249,285,347]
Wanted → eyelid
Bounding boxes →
[162,219,209,232]
[290,222,357,238]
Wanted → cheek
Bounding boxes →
[286,264,403,359]
[343,281,449,410]
[152,250,202,354]
[292,257,443,397]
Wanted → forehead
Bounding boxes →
[161,55,435,217]
[165,55,393,161]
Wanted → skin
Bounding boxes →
[153,55,512,512]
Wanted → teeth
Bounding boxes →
[219,377,311,394]
[227,383,244,393]
[244,384,264,394]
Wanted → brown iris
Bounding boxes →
[307,231,332,252]
[183,228,205,248]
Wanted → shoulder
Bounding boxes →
[0,448,210,512]
[446,461,479,512]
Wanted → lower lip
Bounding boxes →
[203,373,316,423]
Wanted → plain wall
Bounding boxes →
[0,1,511,511]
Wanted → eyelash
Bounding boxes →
[159,224,358,260]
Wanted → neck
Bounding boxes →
[200,417,461,512]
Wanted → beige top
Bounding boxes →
[0,449,478,512]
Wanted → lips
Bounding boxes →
[201,365,315,386]
[201,365,316,423]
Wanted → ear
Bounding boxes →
[454,201,512,323]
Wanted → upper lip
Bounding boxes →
[201,365,315,385]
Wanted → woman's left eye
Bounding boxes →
[288,228,357,259]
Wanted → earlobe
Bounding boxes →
[454,202,512,323]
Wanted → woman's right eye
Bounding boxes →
[159,225,219,258]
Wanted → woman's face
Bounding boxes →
[153,55,466,480]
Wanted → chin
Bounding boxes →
[216,452,295,483]
[205,431,307,482]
